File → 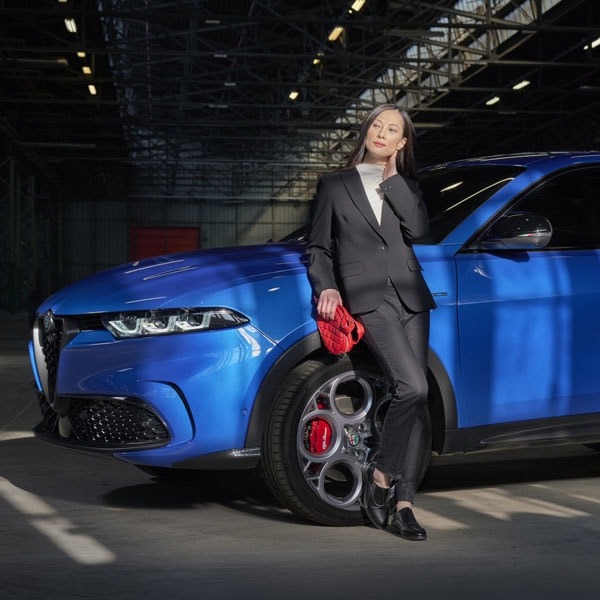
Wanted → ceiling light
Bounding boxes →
[583,36,600,50]
[328,26,344,42]
[82,66,92,75]
[77,51,86,58]
[512,79,530,90]
[58,0,68,3]
[350,0,367,12]
[88,84,97,95]
[485,96,500,106]
[289,90,299,101]
[64,18,77,33]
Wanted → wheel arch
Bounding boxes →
[245,332,324,448]
[426,348,457,454]
[246,335,458,455]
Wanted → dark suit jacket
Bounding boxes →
[307,167,436,315]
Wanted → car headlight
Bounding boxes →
[101,308,249,338]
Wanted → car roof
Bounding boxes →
[421,151,600,172]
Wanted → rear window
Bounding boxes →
[416,165,525,244]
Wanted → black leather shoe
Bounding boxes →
[391,507,427,541]
[361,463,391,529]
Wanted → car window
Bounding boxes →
[415,165,524,244]
[509,167,600,250]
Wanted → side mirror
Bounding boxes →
[471,212,553,251]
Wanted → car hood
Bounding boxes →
[40,242,310,316]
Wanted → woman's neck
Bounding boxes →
[361,156,386,167]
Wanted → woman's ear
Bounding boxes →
[396,137,407,151]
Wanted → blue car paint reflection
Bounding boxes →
[454,247,600,426]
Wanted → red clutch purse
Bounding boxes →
[316,304,365,355]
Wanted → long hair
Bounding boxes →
[344,104,418,180]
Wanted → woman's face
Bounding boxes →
[363,109,407,164]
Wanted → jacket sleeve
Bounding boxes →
[306,177,338,296]
[380,175,430,240]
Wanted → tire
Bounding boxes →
[260,353,432,526]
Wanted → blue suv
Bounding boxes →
[29,152,600,525]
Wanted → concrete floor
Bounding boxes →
[1,311,599,600]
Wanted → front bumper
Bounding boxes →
[34,390,171,452]
[29,313,278,467]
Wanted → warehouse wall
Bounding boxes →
[61,197,311,284]
[0,154,60,314]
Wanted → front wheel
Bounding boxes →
[260,354,432,526]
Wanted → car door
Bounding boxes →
[455,166,600,428]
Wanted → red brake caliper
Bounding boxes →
[308,402,332,454]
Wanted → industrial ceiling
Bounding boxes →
[1,0,599,204]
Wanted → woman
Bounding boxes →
[307,104,436,540]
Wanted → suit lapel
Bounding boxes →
[339,168,381,234]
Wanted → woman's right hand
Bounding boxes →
[316,288,343,321]
[383,150,399,180]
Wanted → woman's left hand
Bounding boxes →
[383,150,398,180]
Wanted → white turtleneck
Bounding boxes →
[356,162,385,225]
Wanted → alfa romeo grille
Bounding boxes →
[39,313,63,402]
[35,312,105,406]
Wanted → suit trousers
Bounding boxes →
[358,279,430,503]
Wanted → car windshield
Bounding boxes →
[415,164,524,244]
[279,164,524,244]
